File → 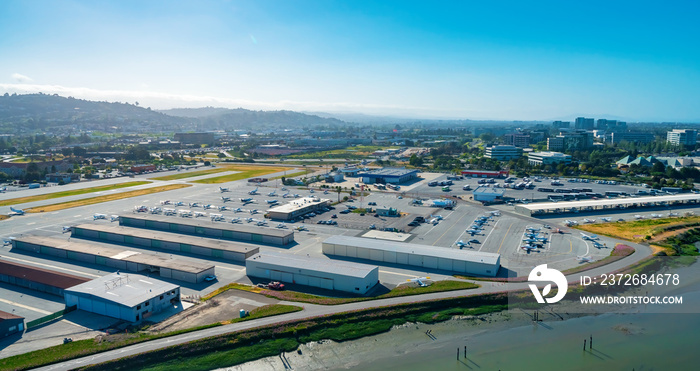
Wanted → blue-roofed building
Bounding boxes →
[357,167,420,184]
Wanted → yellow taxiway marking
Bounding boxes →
[0,255,100,278]
[496,222,514,254]
[0,297,52,315]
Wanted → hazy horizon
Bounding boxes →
[2,1,699,122]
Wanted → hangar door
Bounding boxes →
[79,296,93,312]
[270,270,293,282]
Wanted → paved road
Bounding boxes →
[36,240,652,371]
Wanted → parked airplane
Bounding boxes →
[521,244,538,252]
[134,205,148,212]
[221,196,231,203]
[245,217,255,223]
[466,229,481,236]
[429,218,439,225]
[634,214,644,219]
[0,187,6,193]
[668,212,679,217]
[268,190,277,197]
[293,194,301,198]
[266,200,279,205]
[230,217,241,223]
[93,213,107,220]
[564,220,578,226]
[194,211,207,218]
[160,200,171,205]
[277,223,287,229]
[282,192,291,198]
[592,241,605,248]
[489,211,501,216]
[203,204,215,210]
[295,225,308,231]
[233,208,243,213]
[188,202,201,208]
[407,277,431,287]
[600,217,612,222]
[210,213,225,221]
[250,209,259,214]
[219,187,230,193]
[580,232,599,241]
[174,201,185,206]
[650,213,663,218]
[149,207,162,214]
[62,226,71,233]
[526,227,541,232]
[163,208,177,216]
[256,220,268,226]
[577,255,594,263]
[2,237,15,245]
[281,187,287,191]
[9,207,24,216]
[239,198,253,203]
[582,218,596,223]
[178,210,192,218]
[248,188,259,195]
[456,240,470,248]
[431,215,444,221]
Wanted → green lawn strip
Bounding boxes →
[25,184,191,213]
[190,168,289,184]
[267,169,312,180]
[0,181,151,206]
[0,323,222,371]
[218,280,479,305]
[228,304,303,324]
[149,168,232,181]
[78,294,508,371]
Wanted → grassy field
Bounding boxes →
[287,145,400,160]
[0,182,151,207]
[78,293,508,371]
[225,304,303,324]
[149,168,233,181]
[191,165,291,184]
[25,184,191,213]
[576,216,700,242]
[207,280,479,305]
[267,169,313,180]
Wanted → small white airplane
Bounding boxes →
[160,200,171,205]
[62,226,71,233]
[293,194,301,198]
[248,187,259,195]
[221,196,231,203]
[431,214,444,221]
[634,214,645,219]
[250,209,259,214]
[521,244,538,252]
[134,205,148,212]
[219,187,230,193]
[282,192,291,198]
[239,198,253,203]
[522,237,542,244]
[217,205,228,211]
[256,220,268,226]
[580,232,599,241]
[577,255,594,263]
[233,207,243,213]
[230,217,241,223]
[565,220,578,226]
[245,217,255,223]
[93,213,107,220]
[203,204,214,210]
[295,225,308,231]
[429,218,439,225]
[600,217,612,222]
[526,227,541,232]
[163,208,177,216]
[407,276,431,287]
[466,229,481,236]
[582,218,596,223]
[489,210,501,216]
[276,223,287,229]
[149,207,162,214]
[210,213,225,221]
[174,201,185,206]
[592,241,605,248]
[178,210,193,218]
[194,211,207,218]
[266,200,279,205]
[668,212,679,217]
[189,202,201,208]
[456,240,471,248]
[650,213,663,218]
[110,215,119,222]
[3,237,16,245]
[268,190,277,197]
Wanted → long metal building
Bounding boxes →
[322,236,500,277]
[71,224,258,262]
[245,252,379,294]
[11,236,215,283]
[0,259,90,297]
[119,214,294,246]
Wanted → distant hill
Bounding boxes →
[0,93,189,134]
[163,107,348,130]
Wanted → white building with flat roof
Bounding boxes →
[667,129,698,146]
[266,197,331,221]
[64,273,180,322]
[484,145,523,161]
[527,151,572,166]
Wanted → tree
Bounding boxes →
[651,162,665,174]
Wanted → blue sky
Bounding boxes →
[1,0,699,121]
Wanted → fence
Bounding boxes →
[26,305,77,329]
